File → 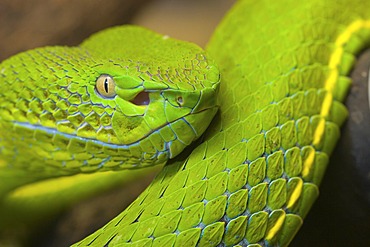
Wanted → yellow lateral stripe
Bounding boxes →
[301,149,315,178]
[287,178,303,209]
[265,212,286,240]
[313,19,370,145]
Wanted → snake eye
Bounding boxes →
[96,75,116,99]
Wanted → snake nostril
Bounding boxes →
[131,91,150,105]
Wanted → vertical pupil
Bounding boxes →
[104,78,109,93]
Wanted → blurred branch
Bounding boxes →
[0,0,152,60]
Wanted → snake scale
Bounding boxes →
[0,0,369,246]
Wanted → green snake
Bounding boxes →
[0,0,369,246]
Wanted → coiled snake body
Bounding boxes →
[0,0,369,246]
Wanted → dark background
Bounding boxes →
[0,0,369,246]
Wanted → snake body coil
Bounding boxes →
[0,0,369,246]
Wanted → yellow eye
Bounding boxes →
[96,75,116,98]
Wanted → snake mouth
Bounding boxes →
[122,104,218,145]
[10,105,216,148]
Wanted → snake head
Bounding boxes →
[0,26,220,172]
[82,26,221,166]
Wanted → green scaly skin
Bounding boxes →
[0,26,219,195]
[1,0,369,246]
